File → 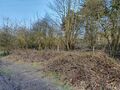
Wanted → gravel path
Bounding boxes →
[0,59,60,90]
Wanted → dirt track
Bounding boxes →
[0,59,61,90]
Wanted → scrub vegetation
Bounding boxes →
[0,0,120,90]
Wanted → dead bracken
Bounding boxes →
[3,50,120,90]
[45,51,120,90]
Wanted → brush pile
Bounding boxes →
[45,52,120,90]
[3,50,120,90]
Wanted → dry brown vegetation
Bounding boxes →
[0,0,120,90]
[46,52,120,90]
[3,50,62,62]
[3,50,120,90]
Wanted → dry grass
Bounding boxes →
[45,51,120,90]
[3,49,120,90]
[3,49,63,62]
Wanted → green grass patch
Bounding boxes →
[0,68,12,76]
[30,61,73,90]
[0,51,9,57]
[43,71,73,90]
